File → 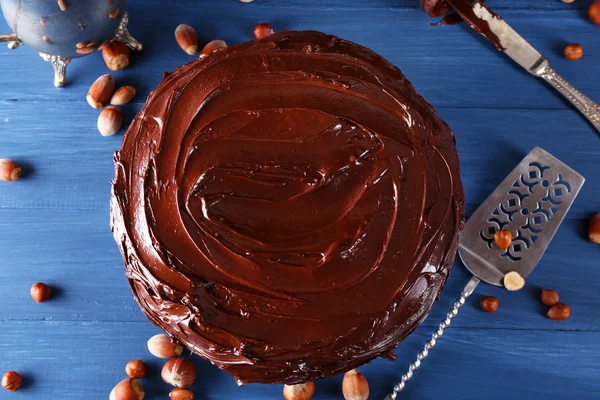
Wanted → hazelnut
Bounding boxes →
[2,371,22,392]
[76,47,95,55]
[161,358,196,388]
[200,40,227,58]
[0,158,22,182]
[87,74,115,109]
[564,43,583,60]
[57,0,68,12]
[98,106,123,137]
[111,86,137,106]
[175,24,199,55]
[126,360,147,378]
[590,0,600,26]
[494,229,512,250]
[254,23,274,39]
[342,369,369,400]
[541,289,560,306]
[588,213,600,244]
[109,378,145,400]
[147,334,184,359]
[170,388,195,400]
[503,271,525,291]
[480,296,499,313]
[102,41,131,71]
[30,282,52,303]
[283,382,315,400]
[547,303,571,321]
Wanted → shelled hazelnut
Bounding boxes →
[564,43,583,60]
[588,213,600,244]
[480,296,499,313]
[590,1,600,26]
[0,159,22,182]
[125,360,147,378]
[547,303,571,321]
[254,23,274,39]
[2,371,22,392]
[494,229,512,250]
[30,282,52,303]
[541,289,560,306]
[503,271,525,291]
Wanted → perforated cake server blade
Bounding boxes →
[385,147,584,399]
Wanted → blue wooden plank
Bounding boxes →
[0,206,596,332]
[1,1,599,399]
[1,101,598,215]
[0,4,599,109]
[223,0,592,10]
[0,321,597,399]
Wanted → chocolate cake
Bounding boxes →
[111,30,464,385]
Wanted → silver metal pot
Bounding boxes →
[0,0,142,87]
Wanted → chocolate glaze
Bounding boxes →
[422,0,452,17]
[111,31,464,385]
[444,0,504,50]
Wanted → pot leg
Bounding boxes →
[39,53,72,88]
[114,11,142,51]
[0,33,22,49]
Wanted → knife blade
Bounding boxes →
[443,0,600,134]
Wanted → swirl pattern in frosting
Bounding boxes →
[110,30,464,385]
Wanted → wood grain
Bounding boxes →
[0,0,599,399]
[0,321,598,399]
[0,3,599,109]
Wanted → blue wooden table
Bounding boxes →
[1,1,599,399]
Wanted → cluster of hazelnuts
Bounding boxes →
[562,1,600,60]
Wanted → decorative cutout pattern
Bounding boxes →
[479,162,571,261]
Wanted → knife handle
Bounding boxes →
[385,276,480,400]
[534,60,600,134]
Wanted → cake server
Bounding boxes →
[386,147,584,399]
[443,0,600,135]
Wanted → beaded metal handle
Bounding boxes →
[532,59,600,135]
[385,276,480,399]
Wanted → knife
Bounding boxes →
[444,0,600,135]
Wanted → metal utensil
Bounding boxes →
[0,1,141,87]
[386,147,584,399]
[443,0,600,134]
